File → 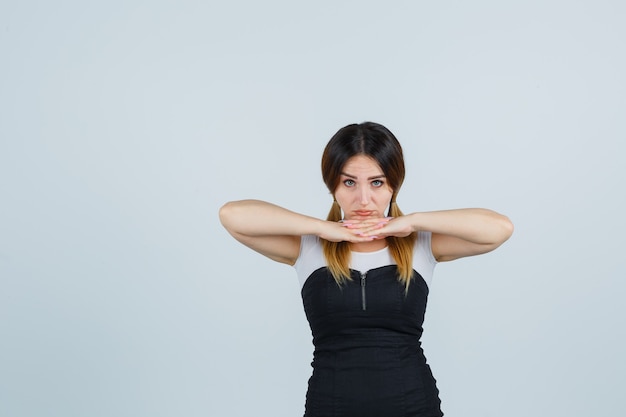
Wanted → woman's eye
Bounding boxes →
[372,180,384,187]
[343,179,356,187]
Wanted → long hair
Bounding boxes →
[320,122,417,289]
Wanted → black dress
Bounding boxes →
[301,265,443,417]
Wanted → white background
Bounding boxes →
[1,1,624,416]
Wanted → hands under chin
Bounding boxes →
[339,216,413,240]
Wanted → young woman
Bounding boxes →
[219,122,513,417]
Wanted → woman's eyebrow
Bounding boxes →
[340,172,386,180]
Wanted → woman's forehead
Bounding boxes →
[341,155,384,175]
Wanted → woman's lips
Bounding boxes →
[354,210,373,217]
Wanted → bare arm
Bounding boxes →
[415,209,513,261]
[356,208,514,262]
[219,199,377,265]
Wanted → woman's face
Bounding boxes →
[334,154,393,220]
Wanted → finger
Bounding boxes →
[344,222,377,230]
[343,217,390,225]
[347,234,376,242]
[346,221,388,230]
[361,225,391,237]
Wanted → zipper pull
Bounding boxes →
[361,272,367,311]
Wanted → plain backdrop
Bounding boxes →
[1,1,624,416]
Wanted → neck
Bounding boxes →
[350,239,388,253]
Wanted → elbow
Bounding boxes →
[218,201,238,230]
[478,214,514,256]
[219,199,257,236]
[497,214,514,244]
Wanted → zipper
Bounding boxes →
[360,271,367,311]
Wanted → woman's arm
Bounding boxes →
[359,208,514,262]
[219,199,376,265]
[415,209,513,261]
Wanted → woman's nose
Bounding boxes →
[360,188,370,205]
